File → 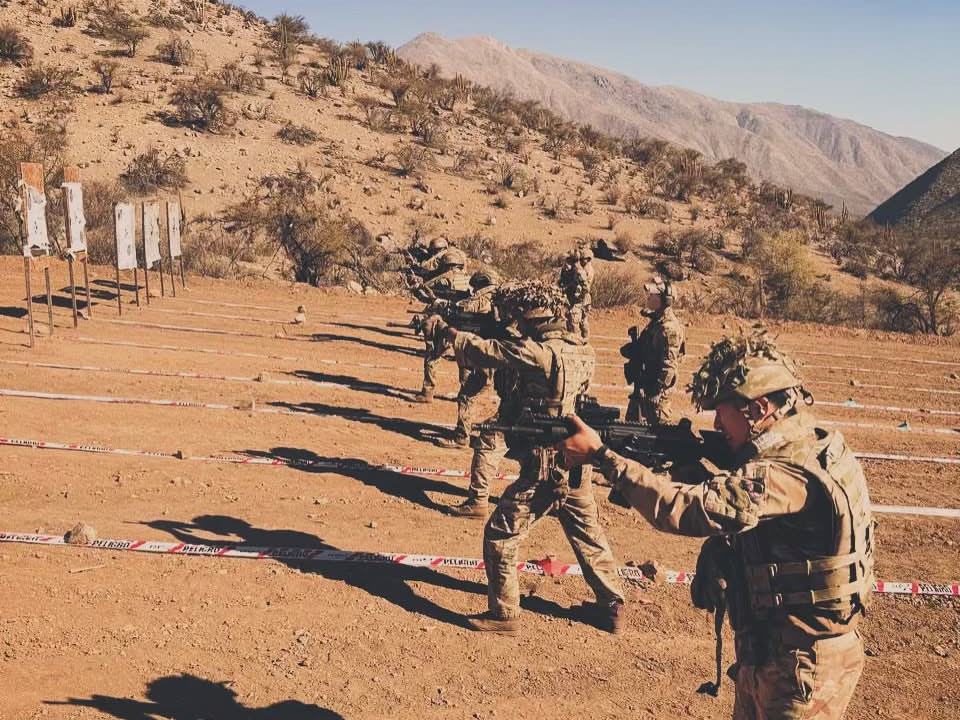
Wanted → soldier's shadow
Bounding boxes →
[288,370,453,404]
[266,400,450,444]
[142,514,571,629]
[47,672,343,719]
[309,331,421,357]
[237,446,472,513]
[327,320,416,340]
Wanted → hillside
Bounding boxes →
[868,148,960,236]
[397,33,947,215]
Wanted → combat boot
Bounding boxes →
[411,391,434,404]
[467,613,520,635]
[577,599,627,635]
[448,499,489,518]
[435,434,469,449]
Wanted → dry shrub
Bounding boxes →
[624,189,671,220]
[16,64,78,99]
[394,143,436,176]
[458,233,555,281]
[120,148,188,193]
[219,61,257,93]
[81,180,126,263]
[0,25,33,64]
[297,68,325,98]
[88,3,150,56]
[157,35,194,66]
[170,77,231,131]
[92,59,120,93]
[277,122,319,146]
[591,265,647,309]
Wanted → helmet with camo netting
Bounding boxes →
[469,268,500,289]
[438,248,467,268]
[690,331,806,411]
[429,237,450,251]
[494,280,567,321]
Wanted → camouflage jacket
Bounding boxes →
[596,410,874,644]
[622,307,685,395]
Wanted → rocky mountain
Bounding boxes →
[868,148,960,236]
[398,33,947,214]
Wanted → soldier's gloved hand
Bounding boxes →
[691,536,731,613]
[556,414,603,467]
[422,314,449,347]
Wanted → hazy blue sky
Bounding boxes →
[240,0,959,151]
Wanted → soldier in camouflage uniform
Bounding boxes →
[411,243,471,404]
[622,277,686,424]
[436,269,502,449]
[558,333,874,720]
[560,248,594,339]
[428,281,626,634]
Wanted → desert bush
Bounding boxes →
[120,147,188,193]
[157,35,194,66]
[324,54,349,88]
[418,119,448,152]
[623,189,671,221]
[92,59,120,93]
[277,122,319,146]
[496,160,529,192]
[297,68,325,98]
[0,25,33,64]
[357,96,393,131]
[170,77,231,131]
[81,180,126,263]
[591,265,648,309]
[89,3,150,57]
[451,149,481,178]
[542,194,570,221]
[147,6,187,30]
[218,61,256,93]
[15,64,78,99]
[343,41,368,70]
[365,41,395,65]
[269,13,308,81]
[575,147,603,172]
[379,74,414,109]
[53,6,79,27]
[394,143,436,176]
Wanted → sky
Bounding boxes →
[239,0,959,151]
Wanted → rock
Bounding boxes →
[346,280,363,295]
[376,233,397,251]
[366,521,378,529]
[950,373,959,381]
[486,215,497,226]
[933,645,948,658]
[64,522,97,546]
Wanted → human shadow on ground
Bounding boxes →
[326,320,416,341]
[237,446,494,514]
[47,673,344,719]
[93,278,142,293]
[309,331,421,358]
[266,400,450,444]
[143,514,571,629]
[288,370,453,404]
[0,306,27,319]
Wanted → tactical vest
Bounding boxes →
[732,419,874,628]
[624,308,685,391]
[518,329,596,416]
[427,269,471,299]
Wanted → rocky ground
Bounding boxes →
[0,256,957,719]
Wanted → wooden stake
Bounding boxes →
[82,256,92,318]
[68,257,79,327]
[133,268,141,308]
[115,261,122,316]
[44,265,54,335]
[24,257,34,348]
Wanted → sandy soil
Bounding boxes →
[0,258,956,720]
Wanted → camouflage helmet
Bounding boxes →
[690,331,806,411]
[578,247,594,261]
[494,280,567,321]
[430,237,450,251]
[469,268,500,289]
[438,248,467,268]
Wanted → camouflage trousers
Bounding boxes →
[625,389,674,425]
[421,346,441,394]
[733,631,864,720]
[466,424,508,503]
[483,450,625,619]
[453,368,493,442]
[566,303,590,339]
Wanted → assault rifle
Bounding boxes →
[474,396,728,507]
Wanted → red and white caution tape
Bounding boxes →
[1,531,956,598]
[812,379,960,396]
[2,436,959,513]
[73,336,300,361]
[103,317,278,339]
[152,308,293,325]
[856,451,960,465]
[175,297,291,313]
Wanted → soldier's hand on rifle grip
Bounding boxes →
[556,414,603,468]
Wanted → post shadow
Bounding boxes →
[308,331,421,358]
[47,673,344,719]
[288,370,453,404]
[142,514,570,629]
[325,320,417,341]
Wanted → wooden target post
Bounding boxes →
[62,167,93,326]
[113,202,140,315]
[166,200,185,291]
[19,163,54,347]
[141,201,165,304]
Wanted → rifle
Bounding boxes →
[473,396,728,507]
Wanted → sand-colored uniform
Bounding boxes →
[419,269,472,395]
[561,262,593,339]
[623,307,685,424]
[451,284,499,442]
[595,410,873,720]
[454,325,625,618]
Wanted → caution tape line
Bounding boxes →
[1,436,958,512]
[151,308,294,324]
[1,531,956,598]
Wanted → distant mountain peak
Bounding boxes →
[869,148,960,234]
[398,32,946,214]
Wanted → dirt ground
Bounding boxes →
[0,257,958,720]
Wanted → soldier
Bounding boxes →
[427,281,626,634]
[436,269,502,449]
[622,277,686,424]
[411,244,471,404]
[560,248,594,339]
[558,333,874,719]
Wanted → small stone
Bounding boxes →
[64,522,97,545]
[933,645,948,658]
[346,280,363,294]
[366,521,378,529]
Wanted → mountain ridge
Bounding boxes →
[398,32,947,214]
[868,148,960,235]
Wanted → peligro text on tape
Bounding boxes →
[1,531,956,599]
[2,436,959,510]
